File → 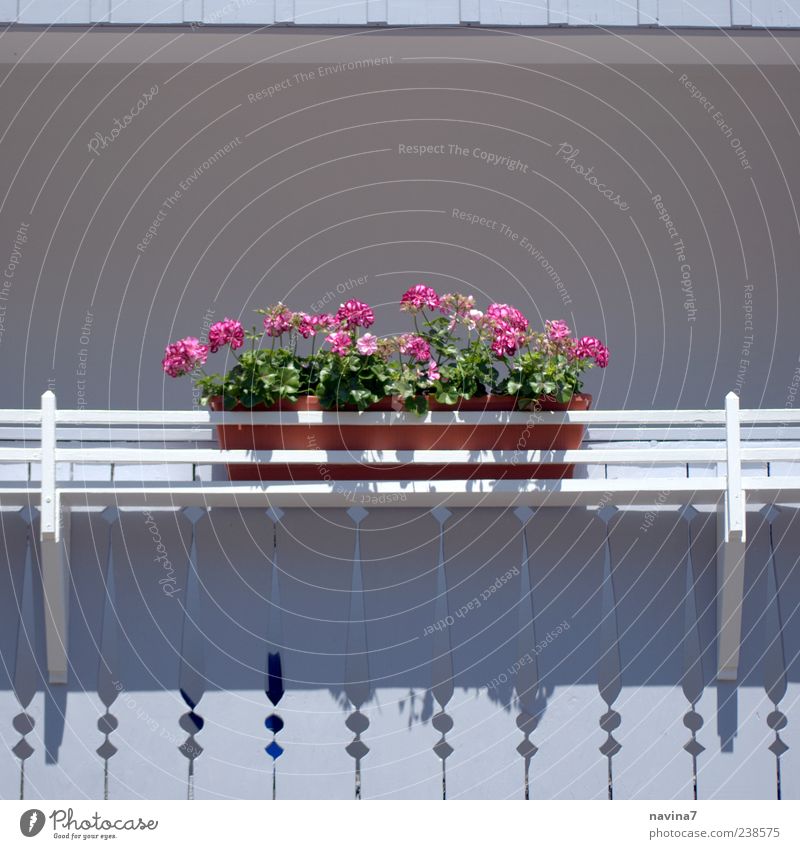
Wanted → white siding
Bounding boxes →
[4,1,800,26]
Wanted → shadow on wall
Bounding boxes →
[0,506,797,790]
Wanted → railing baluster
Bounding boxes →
[12,508,38,801]
[178,507,207,800]
[264,507,286,800]
[679,506,705,800]
[344,507,371,800]
[761,505,789,800]
[430,507,454,800]
[96,508,120,800]
[597,506,621,800]
[513,507,541,800]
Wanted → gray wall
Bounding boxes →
[0,30,799,411]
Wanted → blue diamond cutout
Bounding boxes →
[265,741,284,760]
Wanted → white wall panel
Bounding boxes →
[202,0,275,24]
[569,0,638,25]
[91,0,110,22]
[549,0,569,24]
[480,0,548,25]
[294,0,367,25]
[183,0,202,22]
[18,0,92,23]
[367,0,387,22]
[638,0,657,23]
[657,0,731,27]
[459,0,479,23]
[752,0,800,26]
[732,0,753,26]
[110,0,183,23]
[387,0,459,25]
[5,0,800,27]
[0,1,17,23]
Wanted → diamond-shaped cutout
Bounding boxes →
[265,741,284,760]
[683,738,705,758]
[769,737,789,758]
[761,505,781,524]
[433,739,454,761]
[679,505,699,524]
[346,740,370,761]
[514,506,535,525]
[346,712,370,735]
[96,740,118,760]
[101,506,120,525]
[265,714,284,734]
[600,709,621,732]
[12,713,35,735]
[347,506,369,525]
[516,739,538,759]
[431,507,452,526]
[12,739,34,760]
[596,505,618,525]
[183,507,206,525]
[179,740,203,761]
[599,736,622,758]
[265,507,284,523]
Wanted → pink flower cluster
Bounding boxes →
[399,334,432,362]
[208,318,245,353]
[545,319,571,341]
[263,304,293,337]
[335,299,375,329]
[356,334,378,355]
[401,284,441,313]
[574,335,610,368]
[162,337,208,377]
[326,330,353,356]
[484,303,529,357]
[163,286,610,385]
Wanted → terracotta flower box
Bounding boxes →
[210,393,591,482]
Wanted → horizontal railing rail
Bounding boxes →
[2,390,798,685]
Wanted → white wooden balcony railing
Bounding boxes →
[1,390,800,687]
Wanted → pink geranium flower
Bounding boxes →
[546,319,571,341]
[263,304,294,337]
[311,313,336,331]
[487,303,529,332]
[427,359,440,381]
[490,322,524,357]
[336,299,375,329]
[401,284,440,313]
[208,318,245,353]
[162,337,209,377]
[574,336,610,367]
[326,330,353,356]
[399,334,431,362]
[356,333,378,355]
[295,313,315,339]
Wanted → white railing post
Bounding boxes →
[40,390,57,540]
[724,391,745,544]
[39,389,70,684]
[717,391,747,681]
